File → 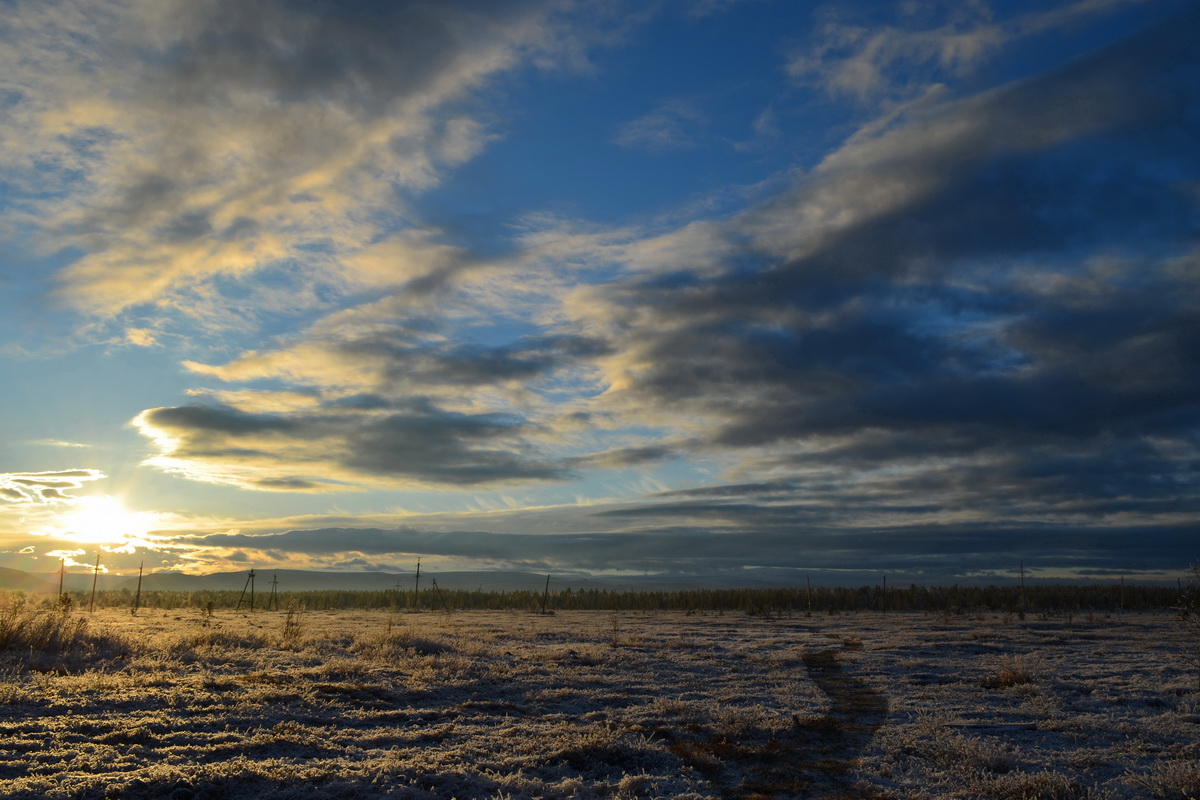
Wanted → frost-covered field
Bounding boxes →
[1,607,1197,799]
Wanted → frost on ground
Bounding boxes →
[0,606,1197,799]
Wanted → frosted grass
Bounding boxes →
[0,608,1195,798]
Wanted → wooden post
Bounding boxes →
[58,558,65,601]
[431,578,449,613]
[89,552,100,613]
[412,558,421,612]
[133,561,143,613]
[268,574,279,611]
[541,574,551,615]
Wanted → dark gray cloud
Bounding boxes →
[340,404,569,485]
[577,9,1200,534]
[136,400,570,489]
[177,516,1196,580]
[571,444,678,469]
[153,0,540,111]
[343,331,612,389]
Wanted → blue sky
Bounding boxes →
[1,0,1197,583]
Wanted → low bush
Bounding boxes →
[982,655,1035,689]
[0,601,128,670]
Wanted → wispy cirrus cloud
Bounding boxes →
[787,0,1150,103]
[0,470,105,503]
[614,99,707,152]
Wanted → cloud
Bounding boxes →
[788,0,1151,103]
[561,8,1200,527]
[614,99,708,152]
[686,0,762,19]
[0,0,582,324]
[184,330,612,400]
[134,400,573,491]
[120,5,1200,534]
[0,470,106,503]
[788,5,1004,101]
[165,512,1196,578]
[62,1,1189,580]
[571,444,679,469]
[124,328,157,347]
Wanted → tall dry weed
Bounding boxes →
[279,600,305,648]
[0,601,127,670]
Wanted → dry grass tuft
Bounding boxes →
[988,771,1092,799]
[278,600,305,648]
[982,654,1035,689]
[351,625,451,658]
[0,600,128,670]
[1127,761,1200,800]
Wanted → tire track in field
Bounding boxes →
[797,641,889,797]
[672,637,888,799]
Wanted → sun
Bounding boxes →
[58,496,159,549]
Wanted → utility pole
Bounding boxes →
[236,569,257,612]
[267,574,279,611]
[412,558,421,612]
[541,574,551,615]
[58,558,65,601]
[431,578,449,613]
[133,561,144,614]
[89,552,100,613]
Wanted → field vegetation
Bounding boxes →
[64,581,1184,615]
[0,588,1195,799]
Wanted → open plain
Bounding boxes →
[0,605,1196,799]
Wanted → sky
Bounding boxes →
[1,0,1197,584]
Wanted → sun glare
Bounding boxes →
[57,496,159,549]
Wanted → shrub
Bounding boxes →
[279,600,305,648]
[0,601,127,670]
[982,655,1035,689]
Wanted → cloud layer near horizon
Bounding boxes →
[2,0,1197,579]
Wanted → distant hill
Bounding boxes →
[119,569,404,593]
[115,570,604,593]
[0,567,57,593]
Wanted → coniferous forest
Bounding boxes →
[42,581,1189,616]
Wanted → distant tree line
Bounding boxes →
[36,582,1186,615]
